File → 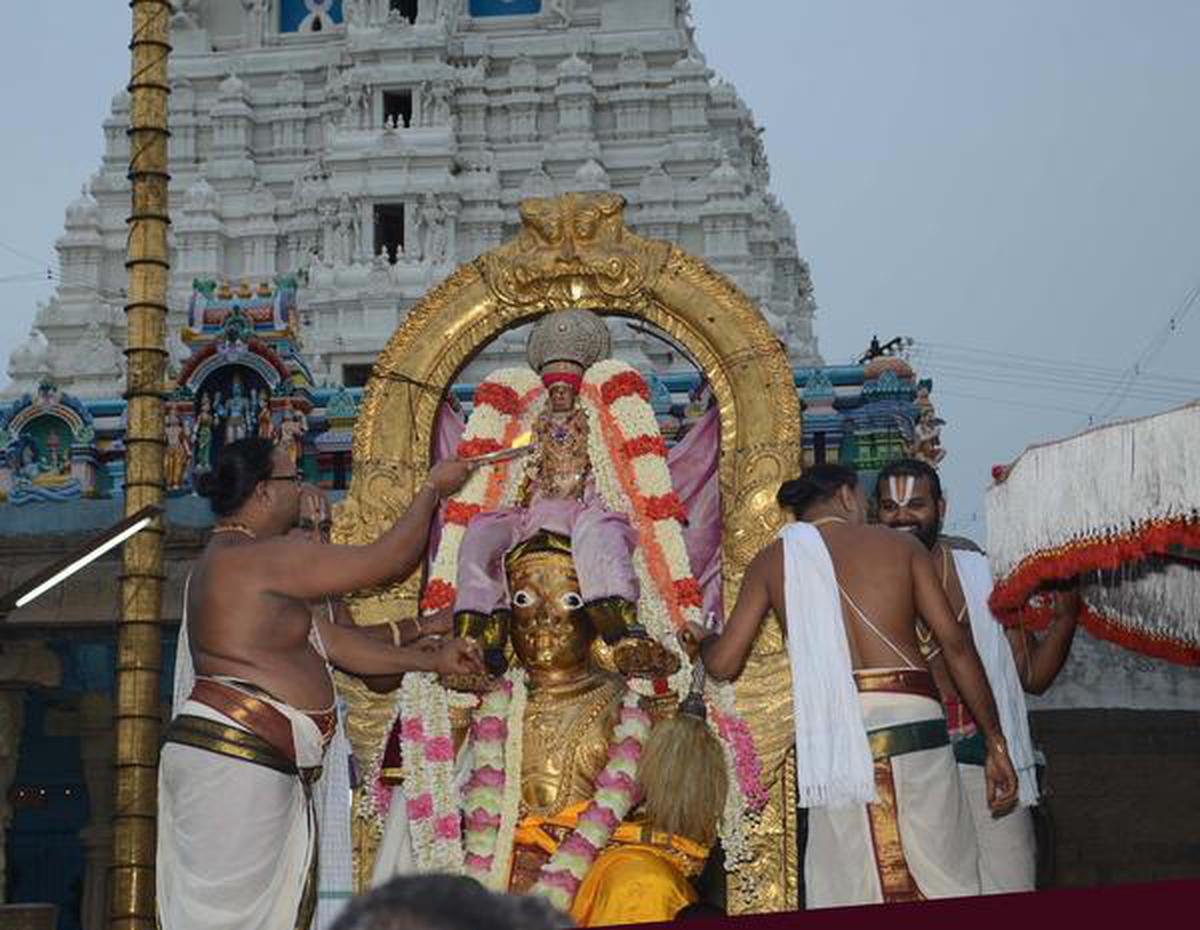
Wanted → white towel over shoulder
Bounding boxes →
[780,523,876,808]
[953,550,1039,806]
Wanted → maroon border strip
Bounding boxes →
[619,879,1200,930]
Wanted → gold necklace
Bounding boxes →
[809,516,847,527]
[212,522,257,540]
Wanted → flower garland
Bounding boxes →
[421,368,545,615]
[396,672,466,873]
[580,361,704,644]
[530,691,652,912]
[358,370,546,848]
[577,359,768,862]
[462,669,528,891]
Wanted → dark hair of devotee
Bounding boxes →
[875,457,944,503]
[776,463,859,518]
[329,875,574,930]
[195,436,276,517]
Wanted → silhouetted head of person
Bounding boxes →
[776,463,865,524]
[330,875,573,930]
[195,437,302,534]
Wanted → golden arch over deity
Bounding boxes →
[335,192,804,917]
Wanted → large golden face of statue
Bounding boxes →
[508,548,594,676]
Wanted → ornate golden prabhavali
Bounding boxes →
[337,192,802,913]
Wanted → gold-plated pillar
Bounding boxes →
[111,3,170,928]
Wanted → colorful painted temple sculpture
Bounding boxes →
[167,276,315,491]
[0,282,938,510]
[0,381,102,506]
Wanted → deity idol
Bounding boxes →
[191,394,215,476]
[164,411,192,491]
[216,374,252,445]
[275,404,308,470]
[447,310,671,677]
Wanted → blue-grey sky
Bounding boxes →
[2,1,1198,539]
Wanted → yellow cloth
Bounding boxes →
[512,802,705,927]
[571,845,697,927]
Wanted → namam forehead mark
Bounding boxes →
[885,475,916,508]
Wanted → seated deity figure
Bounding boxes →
[451,310,650,674]
[458,533,711,925]
[375,305,769,923]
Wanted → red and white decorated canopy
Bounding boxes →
[987,402,1200,665]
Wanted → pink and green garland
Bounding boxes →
[530,691,652,911]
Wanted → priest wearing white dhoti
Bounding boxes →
[683,463,1019,907]
[159,438,484,930]
[876,458,1080,893]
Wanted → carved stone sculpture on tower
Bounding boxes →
[240,0,267,48]
[421,195,450,265]
[170,0,201,29]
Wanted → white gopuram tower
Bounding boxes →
[4,0,821,397]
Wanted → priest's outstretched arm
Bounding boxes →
[315,611,482,679]
[255,460,471,601]
[680,541,778,681]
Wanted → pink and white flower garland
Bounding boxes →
[363,370,544,856]
[531,691,652,912]
[396,672,466,873]
[462,670,527,891]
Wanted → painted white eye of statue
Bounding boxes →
[512,589,537,608]
[560,591,584,611]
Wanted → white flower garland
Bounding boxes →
[578,359,765,863]
[385,369,543,874]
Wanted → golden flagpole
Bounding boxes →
[111,2,171,928]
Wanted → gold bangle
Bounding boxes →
[412,615,423,638]
[386,620,402,648]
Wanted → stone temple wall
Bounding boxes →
[1030,709,1200,888]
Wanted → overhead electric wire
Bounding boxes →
[912,342,1200,392]
[916,338,1200,388]
[932,389,1096,417]
[914,359,1199,406]
[0,238,53,269]
[0,272,54,285]
[1088,280,1200,424]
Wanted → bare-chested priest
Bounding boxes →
[158,437,484,930]
[875,457,1079,893]
[684,464,1018,907]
